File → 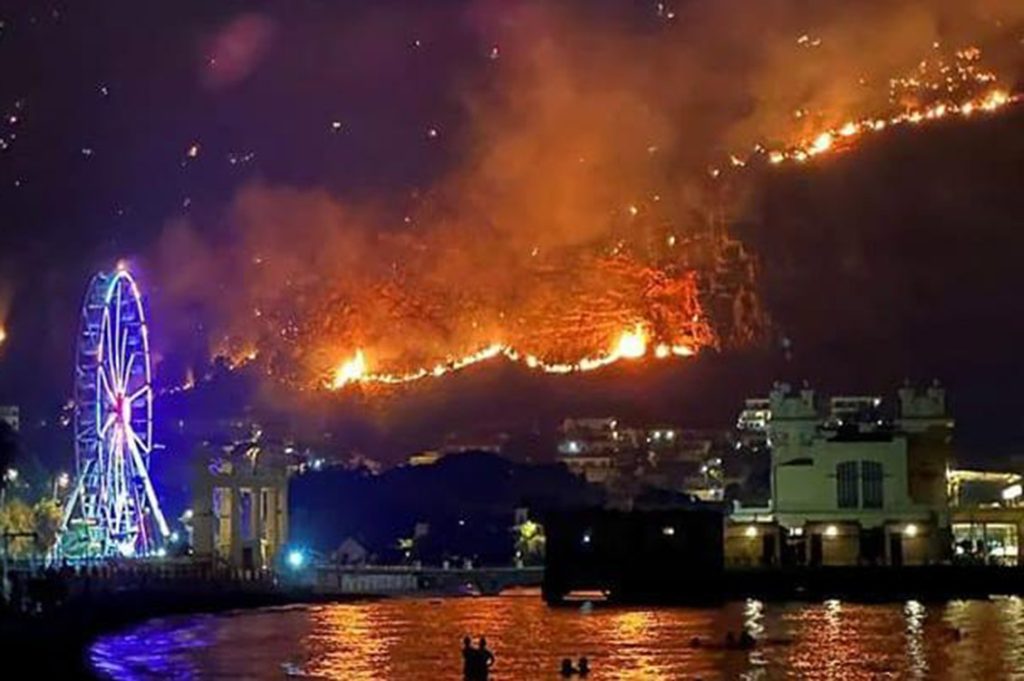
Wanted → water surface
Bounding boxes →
[90,592,1024,679]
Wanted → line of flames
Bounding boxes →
[711,88,1018,176]
[328,326,695,390]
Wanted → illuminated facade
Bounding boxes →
[730,382,952,567]
[191,441,292,572]
[948,469,1024,566]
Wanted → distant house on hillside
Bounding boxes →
[333,537,369,565]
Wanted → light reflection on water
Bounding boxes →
[90,593,1024,680]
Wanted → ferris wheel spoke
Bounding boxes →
[128,383,150,405]
[124,420,151,455]
[124,351,137,393]
[118,326,130,387]
[99,364,118,408]
[101,307,115,381]
[98,411,117,438]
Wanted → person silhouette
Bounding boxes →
[560,658,575,676]
[477,637,495,679]
[577,656,590,676]
[462,637,477,680]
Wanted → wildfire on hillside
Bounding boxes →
[150,1,1024,396]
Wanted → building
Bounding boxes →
[736,398,770,445]
[948,468,1024,565]
[191,438,293,572]
[332,537,370,565]
[0,405,19,432]
[556,418,729,497]
[557,418,629,485]
[730,382,953,567]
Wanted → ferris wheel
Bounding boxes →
[62,265,169,557]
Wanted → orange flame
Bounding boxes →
[326,325,696,391]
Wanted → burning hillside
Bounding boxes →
[151,0,1024,394]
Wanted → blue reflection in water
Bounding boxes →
[90,616,213,680]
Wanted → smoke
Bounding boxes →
[151,0,1024,388]
[201,13,278,89]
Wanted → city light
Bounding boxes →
[825,525,839,538]
[744,526,758,538]
[904,524,919,538]
[4,468,17,482]
[287,549,306,569]
[1002,484,1022,501]
[57,472,70,489]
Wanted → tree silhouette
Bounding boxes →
[0,419,17,492]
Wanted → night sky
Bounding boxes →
[1,1,1023,469]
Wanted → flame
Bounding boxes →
[726,87,1018,173]
[330,349,368,389]
[710,44,1021,177]
[326,325,695,390]
[614,326,647,359]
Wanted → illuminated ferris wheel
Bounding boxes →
[62,265,169,557]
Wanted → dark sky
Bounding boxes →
[1,1,1023,466]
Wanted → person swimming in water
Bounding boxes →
[461,636,496,680]
[462,637,477,679]
[477,637,495,679]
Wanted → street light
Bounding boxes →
[4,468,17,483]
[287,549,306,569]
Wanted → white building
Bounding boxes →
[729,382,952,567]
